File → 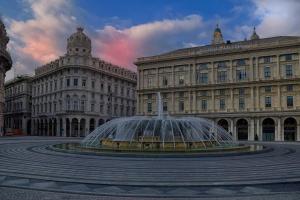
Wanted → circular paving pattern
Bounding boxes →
[0,137,300,199]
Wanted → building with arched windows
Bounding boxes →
[135,25,300,142]
[30,27,137,137]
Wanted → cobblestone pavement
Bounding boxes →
[0,137,300,200]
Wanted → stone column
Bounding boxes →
[77,118,80,137]
[85,118,89,136]
[250,118,255,141]
[63,118,67,137]
[277,55,280,79]
[251,87,254,111]
[256,87,260,111]
[255,57,259,80]
[156,68,159,88]
[256,118,261,141]
[277,85,281,110]
[172,66,175,87]
[230,119,234,138]
[276,118,281,141]
[172,92,175,114]
[210,63,214,84]
[211,90,215,112]
[192,63,196,85]
[56,118,60,137]
[297,124,300,141]
[230,88,234,112]
[193,91,197,113]
[249,57,253,81]
[229,60,233,82]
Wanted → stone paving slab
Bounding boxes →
[0,137,300,199]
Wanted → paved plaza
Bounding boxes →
[0,137,300,199]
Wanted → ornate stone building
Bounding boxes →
[4,75,32,135]
[31,27,137,137]
[135,25,300,142]
[0,19,12,136]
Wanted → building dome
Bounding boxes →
[67,27,91,56]
[212,24,224,45]
[250,27,260,40]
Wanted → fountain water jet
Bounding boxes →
[81,92,237,151]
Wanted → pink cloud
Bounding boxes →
[93,15,203,71]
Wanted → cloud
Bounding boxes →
[5,0,77,80]
[93,15,204,70]
[253,0,300,37]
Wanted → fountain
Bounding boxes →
[80,92,239,152]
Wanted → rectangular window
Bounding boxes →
[179,92,184,98]
[73,78,78,86]
[220,98,225,110]
[239,98,245,110]
[92,80,95,88]
[217,61,226,68]
[264,56,271,63]
[100,104,103,114]
[201,99,207,111]
[179,101,184,112]
[219,89,225,96]
[199,73,208,84]
[286,64,293,77]
[179,75,185,85]
[200,90,208,96]
[265,86,272,92]
[264,66,271,78]
[237,59,246,66]
[236,69,247,80]
[285,54,292,61]
[287,84,293,92]
[147,102,152,113]
[91,103,95,111]
[148,77,152,87]
[163,101,168,112]
[82,79,86,87]
[265,96,272,108]
[239,88,245,96]
[66,78,70,87]
[162,76,168,86]
[217,71,227,82]
[287,96,294,107]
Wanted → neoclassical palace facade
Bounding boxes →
[135,26,300,141]
[31,27,137,137]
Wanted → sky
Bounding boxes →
[1,0,300,80]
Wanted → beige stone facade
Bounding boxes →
[0,19,12,136]
[135,27,300,142]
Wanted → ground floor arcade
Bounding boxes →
[215,116,300,141]
[31,117,111,137]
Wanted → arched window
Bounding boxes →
[66,95,71,110]
[73,95,79,111]
[81,95,86,111]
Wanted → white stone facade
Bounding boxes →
[135,28,300,142]
[31,27,137,137]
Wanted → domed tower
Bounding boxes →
[250,26,260,40]
[66,27,91,57]
[0,18,12,136]
[212,24,224,45]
